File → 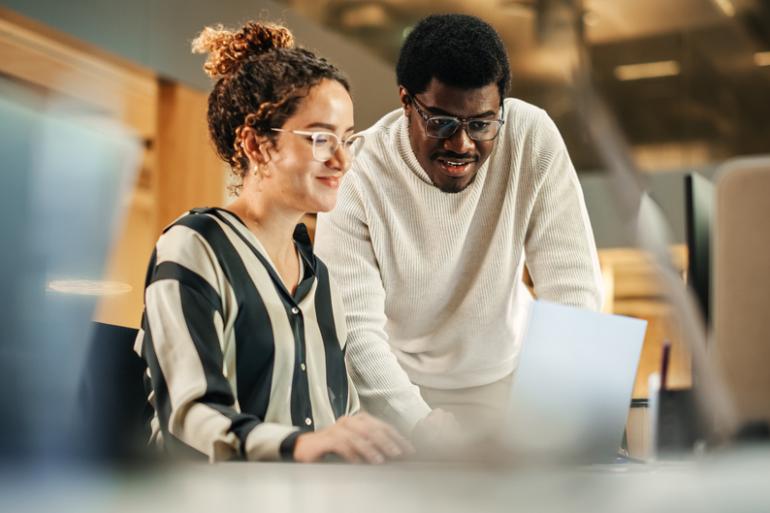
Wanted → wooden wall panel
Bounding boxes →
[96,82,227,328]
[0,8,157,139]
[156,80,227,233]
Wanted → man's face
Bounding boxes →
[401,78,502,193]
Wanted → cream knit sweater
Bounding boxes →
[315,98,603,433]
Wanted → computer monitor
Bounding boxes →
[684,173,715,326]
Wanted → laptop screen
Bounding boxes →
[505,301,646,462]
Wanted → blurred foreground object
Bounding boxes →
[0,83,139,463]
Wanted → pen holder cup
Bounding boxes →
[653,388,705,457]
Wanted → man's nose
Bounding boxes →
[442,124,475,155]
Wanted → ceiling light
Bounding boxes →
[712,0,736,17]
[47,279,132,296]
[499,0,536,16]
[614,60,681,81]
[338,4,389,29]
[754,51,770,67]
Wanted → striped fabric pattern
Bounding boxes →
[135,208,358,462]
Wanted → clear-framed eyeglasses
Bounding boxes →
[271,128,365,163]
[408,92,505,141]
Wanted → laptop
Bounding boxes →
[504,301,647,463]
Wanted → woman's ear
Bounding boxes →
[241,127,271,166]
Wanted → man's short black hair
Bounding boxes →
[396,14,510,100]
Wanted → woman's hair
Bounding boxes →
[192,21,350,193]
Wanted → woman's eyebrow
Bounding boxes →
[303,122,355,132]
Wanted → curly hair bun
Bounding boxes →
[192,21,295,78]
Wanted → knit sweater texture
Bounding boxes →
[315,98,604,433]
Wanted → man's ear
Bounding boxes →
[240,127,271,165]
[398,86,411,112]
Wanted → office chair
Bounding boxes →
[713,156,770,433]
[77,322,152,462]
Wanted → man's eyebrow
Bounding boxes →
[423,105,498,119]
[303,122,355,132]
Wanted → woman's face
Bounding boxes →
[259,79,356,214]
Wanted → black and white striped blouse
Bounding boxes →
[134,207,359,461]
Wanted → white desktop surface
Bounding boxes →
[2,448,770,513]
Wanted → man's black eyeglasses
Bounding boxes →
[407,93,505,142]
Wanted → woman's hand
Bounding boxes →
[293,412,414,464]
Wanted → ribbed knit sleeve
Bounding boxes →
[523,113,604,310]
[315,174,432,435]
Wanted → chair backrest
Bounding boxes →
[78,322,151,462]
[713,156,770,426]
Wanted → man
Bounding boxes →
[315,14,603,436]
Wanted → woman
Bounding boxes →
[135,21,411,463]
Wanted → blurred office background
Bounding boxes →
[1,0,769,459]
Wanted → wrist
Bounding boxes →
[410,411,431,438]
[293,431,320,462]
[280,430,302,461]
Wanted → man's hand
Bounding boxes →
[293,412,414,464]
[410,408,464,454]
[412,409,512,462]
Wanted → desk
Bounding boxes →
[2,448,770,513]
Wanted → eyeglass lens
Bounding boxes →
[311,133,365,162]
[425,117,500,141]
